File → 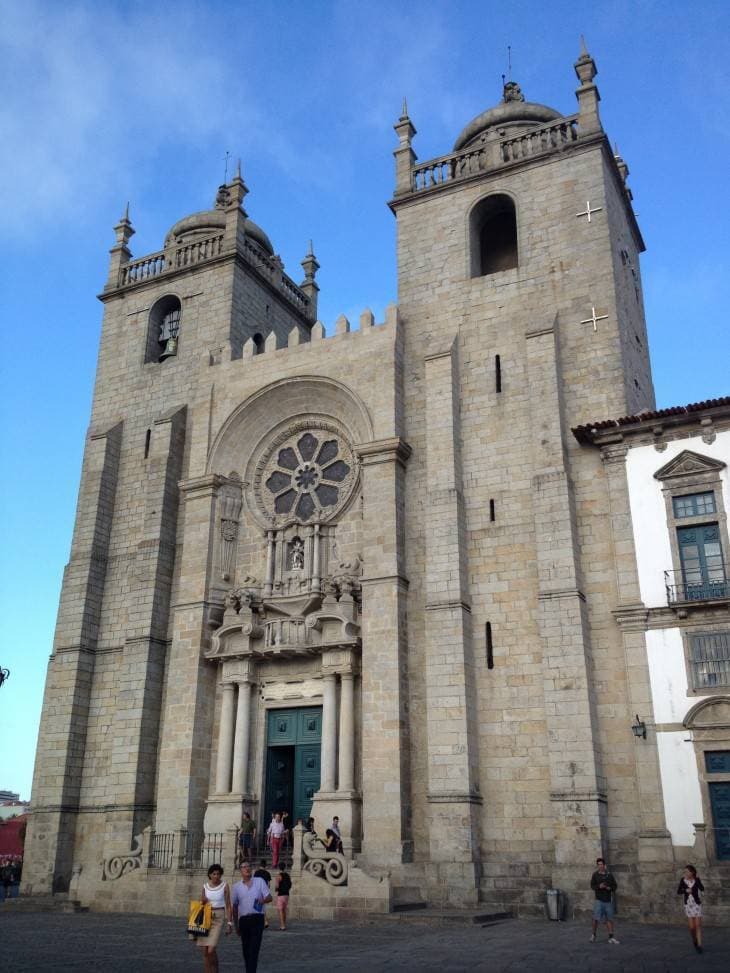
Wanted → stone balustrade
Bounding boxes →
[264,617,308,648]
[500,116,578,162]
[411,113,580,194]
[115,231,311,319]
[173,232,224,268]
[119,251,166,286]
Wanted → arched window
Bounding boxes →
[470,194,518,278]
[146,295,182,363]
[252,333,265,355]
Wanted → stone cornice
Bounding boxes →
[550,789,607,804]
[613,601,730,629]
[355,437,412,467]
[179,473,228,500]
[427,791,483,805]
[425,599,472,613]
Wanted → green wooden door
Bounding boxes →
[264,707,322,829]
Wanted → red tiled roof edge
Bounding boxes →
[572,396,730,444]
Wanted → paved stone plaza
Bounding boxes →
[2,910,730,971]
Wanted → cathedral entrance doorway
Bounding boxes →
[263,707,322,833]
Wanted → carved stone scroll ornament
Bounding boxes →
[302,830,348,886]
[102,833,143,881]
[219,474,243,581]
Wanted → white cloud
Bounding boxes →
[0,1,301,238]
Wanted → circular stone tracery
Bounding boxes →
[260,428,356,524]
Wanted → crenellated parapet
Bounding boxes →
[239,303,398,358]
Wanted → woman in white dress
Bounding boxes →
[677,864,705,954]
[198,863,233,973]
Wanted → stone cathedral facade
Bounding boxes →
[23,45,730,919]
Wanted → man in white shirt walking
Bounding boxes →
[267,811,286,868]
[231,862,272,972]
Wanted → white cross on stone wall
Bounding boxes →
[580,306,609,332]
[575,200,603,222]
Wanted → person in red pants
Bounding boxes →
[267,812,286,867]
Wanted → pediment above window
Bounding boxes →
[684,696,730,730]
[654,449,726,482]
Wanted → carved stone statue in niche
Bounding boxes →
[287,536,305,571]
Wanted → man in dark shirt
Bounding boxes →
[590,857,619,944]
[254,859,272,929]
[238,812,256,864]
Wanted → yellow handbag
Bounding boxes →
[187,899,213,937]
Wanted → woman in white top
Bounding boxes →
[197,863,232,973]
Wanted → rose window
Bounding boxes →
[263,431,354,523]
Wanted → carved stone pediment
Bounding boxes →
[684,696,730,730]
[654,450,726,481]
[206,587,361,662]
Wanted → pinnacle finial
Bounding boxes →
[580,34,588,57]
[401,96,408,119]
[307,239,314,256]
[235,158,242,179]
[113,201,134,245]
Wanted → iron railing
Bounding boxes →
[149,832,175,870]
[181,832,225,871]
[664,567,729,604]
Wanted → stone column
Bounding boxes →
[312,523,321,593]
[338,672,355,792]
[320,673,337,792]
[526,319,607,887]
[215,682,236,794]
[231,679,251,794]
[264,530,275,598]
[356,435,412,865]
[423,338,481,890]
[155,474,224,834]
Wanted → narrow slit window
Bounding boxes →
[144,428,151,459]
[495,355,502,393]
[486,622,494,669]
[489,498,495,522]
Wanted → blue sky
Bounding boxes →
[1,0,728,800]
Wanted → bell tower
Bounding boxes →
[390,43,657,905]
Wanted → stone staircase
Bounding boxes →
[1,892,89,914]
[478,860,552,920]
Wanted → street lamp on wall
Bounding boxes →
[0,667,9,689]
[631,714,647,740]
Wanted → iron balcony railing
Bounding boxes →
[665,567,730,604]
[181,832,224,871]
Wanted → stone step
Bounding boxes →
[391,885,427,910]
[376,908,513,926]
[1,895,88,913]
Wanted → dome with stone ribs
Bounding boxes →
[453,81,561,151]
[164,209,274,255]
